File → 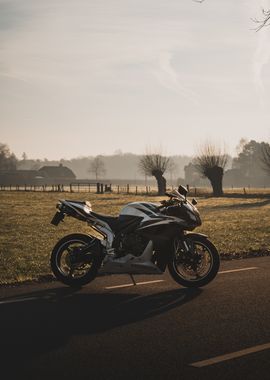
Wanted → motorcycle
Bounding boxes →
[50,185,220,288]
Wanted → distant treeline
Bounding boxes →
[17,153,191,182]
[1,139,270,187]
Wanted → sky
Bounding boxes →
[1,0,270,160]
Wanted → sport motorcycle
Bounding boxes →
[50,185,220,288]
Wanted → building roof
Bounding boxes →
[38,164,76,178]
[0,169,38,175]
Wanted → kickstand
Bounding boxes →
[129,274,137,286]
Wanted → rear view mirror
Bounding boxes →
[178,185,188,198]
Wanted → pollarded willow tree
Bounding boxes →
[194,143,228,197]
[139,154,170,195]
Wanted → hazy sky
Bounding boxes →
[1,0,270,159]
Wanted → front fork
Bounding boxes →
[178,232,208,256]
[175,234,194,255]
[182,239,194,254]
[174,235,200,270]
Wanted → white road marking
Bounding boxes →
[190,342,270,368]
[136,280,165,286]
[218,267,258,274]
[105,267,258,289]
[0,297,37,305]
[105,283,134,290]
[105,279,164,290]
[0,266,261,303]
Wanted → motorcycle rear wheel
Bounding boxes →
[50,233,101,287]
[168,235,220,288]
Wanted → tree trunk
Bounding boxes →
[206,166,224,197]
[153,170,166,195]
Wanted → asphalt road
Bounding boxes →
[1,257,270,380]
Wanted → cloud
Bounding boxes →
[1,0,270,159]
[0,72,28,82]
[153,51,199,104]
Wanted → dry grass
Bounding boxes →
[0,191,269,284]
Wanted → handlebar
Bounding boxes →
[158,198,182,209]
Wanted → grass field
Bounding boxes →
[0,191,270,284]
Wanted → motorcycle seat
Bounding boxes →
[91,212,120,231]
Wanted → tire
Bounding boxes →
[50,233,101,287]
[168,235,220,288]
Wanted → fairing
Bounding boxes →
[119,202,183,240]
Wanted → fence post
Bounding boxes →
[127,184,129,194]
[100,183,104,194]
[135,186,138,195]
[117,185,120,194]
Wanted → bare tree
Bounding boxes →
[261,143,270,174]
[89,155,106,180]
[0,143,17,170]
[235,138,248,156]
[139,154,170,195]
[22,152,28,161]
[194,143,227,196]
[167,160,178,189]
[194,1,270,31]
[252,9,270,31]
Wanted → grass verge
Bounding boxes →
[0,192,269,284]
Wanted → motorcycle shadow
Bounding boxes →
[0,285,202,369]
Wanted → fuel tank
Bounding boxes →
[119,202,178,240]
[119,202,160,220]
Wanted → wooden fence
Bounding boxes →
[0,183,153,194]
[1,183,269,196]
[0,183,102,193]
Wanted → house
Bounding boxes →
[38,164,76,184]
[0,164,76,186]
[0,170,41,185]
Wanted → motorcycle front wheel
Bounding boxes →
[168,235,220,288]
[50,233,101,287]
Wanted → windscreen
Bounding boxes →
[166,189,185,201]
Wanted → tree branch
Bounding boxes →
[251,8,270,31]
